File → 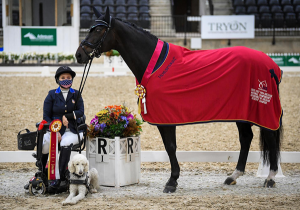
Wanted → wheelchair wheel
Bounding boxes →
[29,182,46,195]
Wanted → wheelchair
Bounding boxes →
[18,116,87,195]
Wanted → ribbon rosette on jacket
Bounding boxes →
[134,85,147,114]
[48,119,62,180]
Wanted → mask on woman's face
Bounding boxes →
[59,79,73,89]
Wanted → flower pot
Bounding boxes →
[86,136,141,187]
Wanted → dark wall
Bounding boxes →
[32,0,55,26]
[173,0,199,16]
[173,0,200,33]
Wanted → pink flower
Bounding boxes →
[90,115,99,125]
[127,113,134,120]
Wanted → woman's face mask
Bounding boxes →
[59,79,73,89]
[58,73,73,89]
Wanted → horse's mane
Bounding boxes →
[115,18,158,42]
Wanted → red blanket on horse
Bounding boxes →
[138,42,282,130]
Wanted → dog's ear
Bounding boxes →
[68,159,75,174]
[84,159,89,173]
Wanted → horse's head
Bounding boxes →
[76,7,116,64]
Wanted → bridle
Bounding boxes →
[80,17,112,59]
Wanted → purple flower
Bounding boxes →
[99,123,106,132]
[120,116,127,121]
[94,124,101,131]
[90,115,99,125]
[127,114,134,120]
[120,116,129,125]
[124,124,127,128]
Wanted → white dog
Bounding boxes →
[62,154,99,205]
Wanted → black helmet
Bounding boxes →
[55,66,76,83]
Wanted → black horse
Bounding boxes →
[76,7,283,193]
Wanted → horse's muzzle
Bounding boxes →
[76,48,89,64]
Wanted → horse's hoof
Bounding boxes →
[263,179,276,188]
[163,179,178,193]
[163,185,177,193]
[224,177,236,185]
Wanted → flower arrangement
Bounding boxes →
[105,49,120,57]
[87,105,143,139]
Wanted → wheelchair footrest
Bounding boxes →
[32,153,37,158]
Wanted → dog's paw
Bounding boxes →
[62,201,70,206]
[68,200,77,205]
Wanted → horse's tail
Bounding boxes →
[259,72,282,165]
[259,125,283,165]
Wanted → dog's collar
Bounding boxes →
[73,172,86,178]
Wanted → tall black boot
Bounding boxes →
[41,154,49,172]
[59,145,72,181]
[40,153,49,185]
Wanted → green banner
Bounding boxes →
[21,28,57,46]
[269,55,300,66]
[286,56,300,66]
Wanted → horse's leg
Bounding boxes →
[224,122,253,185]
[260,126,282,188]
[157,125,179,193]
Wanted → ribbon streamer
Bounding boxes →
[48,120,62,180]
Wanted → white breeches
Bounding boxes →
[42,131,83,154]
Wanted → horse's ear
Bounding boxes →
[104,6,110,24]
[93,6,102,18]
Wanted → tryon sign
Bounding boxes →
[201,15,255,39]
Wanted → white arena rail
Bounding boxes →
[0,64,133,77]
[0,151,299,163]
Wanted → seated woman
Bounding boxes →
[42,66,84,190]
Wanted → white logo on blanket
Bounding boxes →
[250,80,272,105]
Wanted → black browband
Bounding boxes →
[80,16,113,59]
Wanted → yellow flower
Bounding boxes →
[121,105,129,112]
[96,109,108,117]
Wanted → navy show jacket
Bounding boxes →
[43,87,84,136]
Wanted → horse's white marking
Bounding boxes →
[230,169,244,180]
[267,170,277,180]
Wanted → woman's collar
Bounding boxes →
[55,86,75,94]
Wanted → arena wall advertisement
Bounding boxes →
[269,54,300,66]
[21,28,57,46]
[201,15,255,39]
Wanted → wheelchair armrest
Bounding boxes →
[72,124,87,152]
[36,122,50,132]
[77,115,86,125]
[77,124,87,131]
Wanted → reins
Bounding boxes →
[73,58,93,154]
[74,17,112,153]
